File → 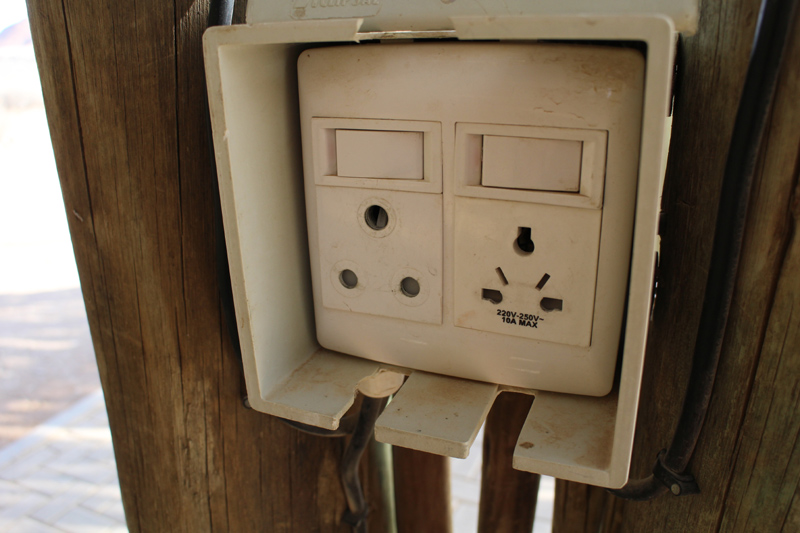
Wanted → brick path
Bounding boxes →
[0,391,125,532]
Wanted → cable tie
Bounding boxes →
[652,450,701,496]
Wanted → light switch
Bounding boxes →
[482,135,582,192]
[336,129,424,180]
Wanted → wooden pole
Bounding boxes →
[26,0,388,530]
[477,393,540,533]
[393,447,452,533]
[554,0,800,530]
[553,479,619,532]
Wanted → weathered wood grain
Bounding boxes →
[713,2,800,527]
[393,447,452,533]
[477,393,540,533]
[554,0,800,530]
[27,0,387,531]
[553,479,621,532]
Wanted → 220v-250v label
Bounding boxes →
[496,309,543,328]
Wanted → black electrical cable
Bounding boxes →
[611,0,798,501]
[340,397,388,533]
[208,0,234,27]
[276,398,387,530]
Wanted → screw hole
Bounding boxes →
[339,269,358,289]
[400,277,420,298]
[365,205,389,231]
[515,227,534,255]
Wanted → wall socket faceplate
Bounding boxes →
[204,12,678,488]
[453,197,601,347]
[300,42,645,396]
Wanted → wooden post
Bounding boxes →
[477,393,540,533]
[26,0,388,530]
[554,0,800,530]
[393,447,452,533]
[553,480,619,532]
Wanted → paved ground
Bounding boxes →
[0,290,98,449]
[0,391,125,532]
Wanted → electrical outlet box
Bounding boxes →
[203,2,694,488]
[300,43,643,396]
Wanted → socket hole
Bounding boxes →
[541,297,563,312]
[535,274,551,290]
[515,227,534,255]
[495,267,509,286]
[365,205,389,231]
[400,277,420,298]
[482,289,503,305]
[339,269,358,289]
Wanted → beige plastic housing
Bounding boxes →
[248,0,699,34]
[204,12,677,488]
[300,43,643,396]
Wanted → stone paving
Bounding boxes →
[0,391,125,532]
[0,290,98,449]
